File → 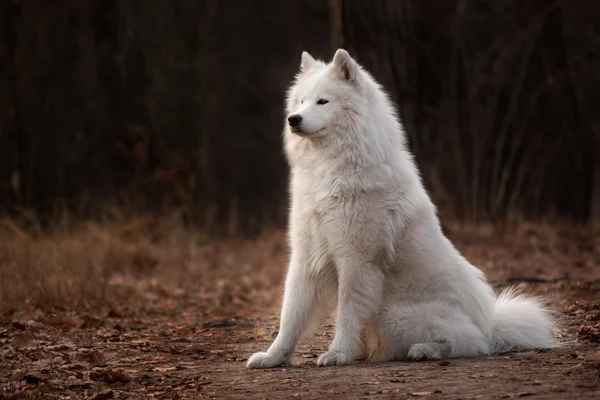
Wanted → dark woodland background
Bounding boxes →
[0,0,599,235]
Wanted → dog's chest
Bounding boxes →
[303,196,339,241]
[302,207,338,277]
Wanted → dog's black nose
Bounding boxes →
[288,115,302,128]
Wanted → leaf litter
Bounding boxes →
[0,224,598,398]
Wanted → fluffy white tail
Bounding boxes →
[491,288,559,353]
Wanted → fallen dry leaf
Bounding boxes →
[515,392,538,398]
[11,332,35,348]
[90,369,131,383]
[154,366,177,372]
[76,349,106,364]
[577,323,600,343]
[86,389,114,400]
[23,372,42,384]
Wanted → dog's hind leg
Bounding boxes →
[406,342,451,360]
[379,301,491,361]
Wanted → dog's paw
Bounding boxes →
[316,350,353,366]
[407,343,442,361]
[246,351,289,369]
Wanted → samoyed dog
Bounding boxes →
[247,49,557,368]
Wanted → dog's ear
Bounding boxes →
[300,51,317,72]
[332,49,359,83]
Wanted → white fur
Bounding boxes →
[246,49,558,369]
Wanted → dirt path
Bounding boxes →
[1,228,599,399]
[2,281,599,399]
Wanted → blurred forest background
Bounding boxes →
[1,0,599,236]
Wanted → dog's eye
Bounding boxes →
[316,99,329,105]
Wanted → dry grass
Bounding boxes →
[0,213,597,315]
[0,214,288,314]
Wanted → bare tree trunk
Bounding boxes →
[591,121,600,221]
[1,0,23,209]
[329,0,343,50]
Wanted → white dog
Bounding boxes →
[247,49,557,368]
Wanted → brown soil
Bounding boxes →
[1,224,599,399]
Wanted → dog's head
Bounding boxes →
[285,49,365,138]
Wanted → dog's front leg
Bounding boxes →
[317,261,383,366]
[247,254,319,369]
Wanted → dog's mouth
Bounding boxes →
[291,126,308,135]
[291,127,324,136]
